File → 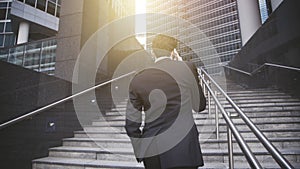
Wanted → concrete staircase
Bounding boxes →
[32,88,300,169]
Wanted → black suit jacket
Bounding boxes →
[125,58,206,169]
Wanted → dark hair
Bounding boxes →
[152,34,178,52]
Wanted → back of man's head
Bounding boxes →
[152,34,178,58]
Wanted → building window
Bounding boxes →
[4,34,15,47]
[0,9,7,20]
[37,0,46,11]
[47,1,56,16]
[56,5,60,17]
[25,0,36,8]
[5,22,11,32]
[0,35,4,47]
[0,22,4,32]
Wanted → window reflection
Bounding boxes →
[0,39,56,75]
[47,1,56,16]
[25,0,36,8]
[37,0,46,11]
[19,0,61,17]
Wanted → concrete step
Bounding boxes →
[75,126,300,140]
[105,104,300,116]
[219,98,300,105]
[83,119,300,133]
[32,157,143,169]
[74,126,300,138]
[227,92,288,97]
[63,135,300,151]
[49,146,135,161]
[91,115,300,126]
[112,97,300,109]
[218,95,294,101]
[110,102,300,111]
[101,110,300,123]
[225,89,282,94]
[32,87,300,168]
[225,105,300,113]
[46,145,300,164]
[32,156,300,169]
[62,138,132,148]
[95,116,300,128]
[223,102,300,109]
[105,108,300,118]
[112,103,299,113]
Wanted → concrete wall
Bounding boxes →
[54,0,83,82]
[226,0,300,95]
[54,0,139,83]
[0,61,82,169]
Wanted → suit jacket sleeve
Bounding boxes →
[125,79,144,162]
[125,82,142,138]
[186,62,206,112]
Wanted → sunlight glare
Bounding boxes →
[135,0,146,48]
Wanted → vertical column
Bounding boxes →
[270,0,284,12]
[17,22,30,44]
[237,0,262,45]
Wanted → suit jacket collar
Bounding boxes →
[155,56,171,63]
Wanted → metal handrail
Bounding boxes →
[224,63,300,76]
[199,71,262,169]
[0,71,136,130]
[199,67,294,169]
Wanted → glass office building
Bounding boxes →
[146,0,243,73]
[259,0,271,23]
[16,0,61,17]
[0,0,60,48]
[181,0,242,71]
[0,0,60,75]
[146,0,277,74]
[0,1,14,47]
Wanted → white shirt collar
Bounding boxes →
[155,56,171,63]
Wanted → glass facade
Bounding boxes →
[146,1,180,53]
[0,38,57,75]
[108,0,136,17]
[0,0,61,75]
[146,0,242,73]
[0,0,15,48]
[182,0,242,72]
[259,0,269,23]
[0,0,61,48]
[17,0,61,17]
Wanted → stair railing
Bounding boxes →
[0,71,136,130]
[198,68,262,169]
[198,67,294,169]
[224,63,300,76]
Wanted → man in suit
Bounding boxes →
[125,34,206,169]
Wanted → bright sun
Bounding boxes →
[135,0,146,14]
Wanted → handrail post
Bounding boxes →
[207,80,211,116]
[197,68,263,168]
[199,75,203,87]
[228,111,234,169]
[203,74,206,96]
[215,91,219,140]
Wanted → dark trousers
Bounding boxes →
[143,155,161,169]
[143,156,198,169]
